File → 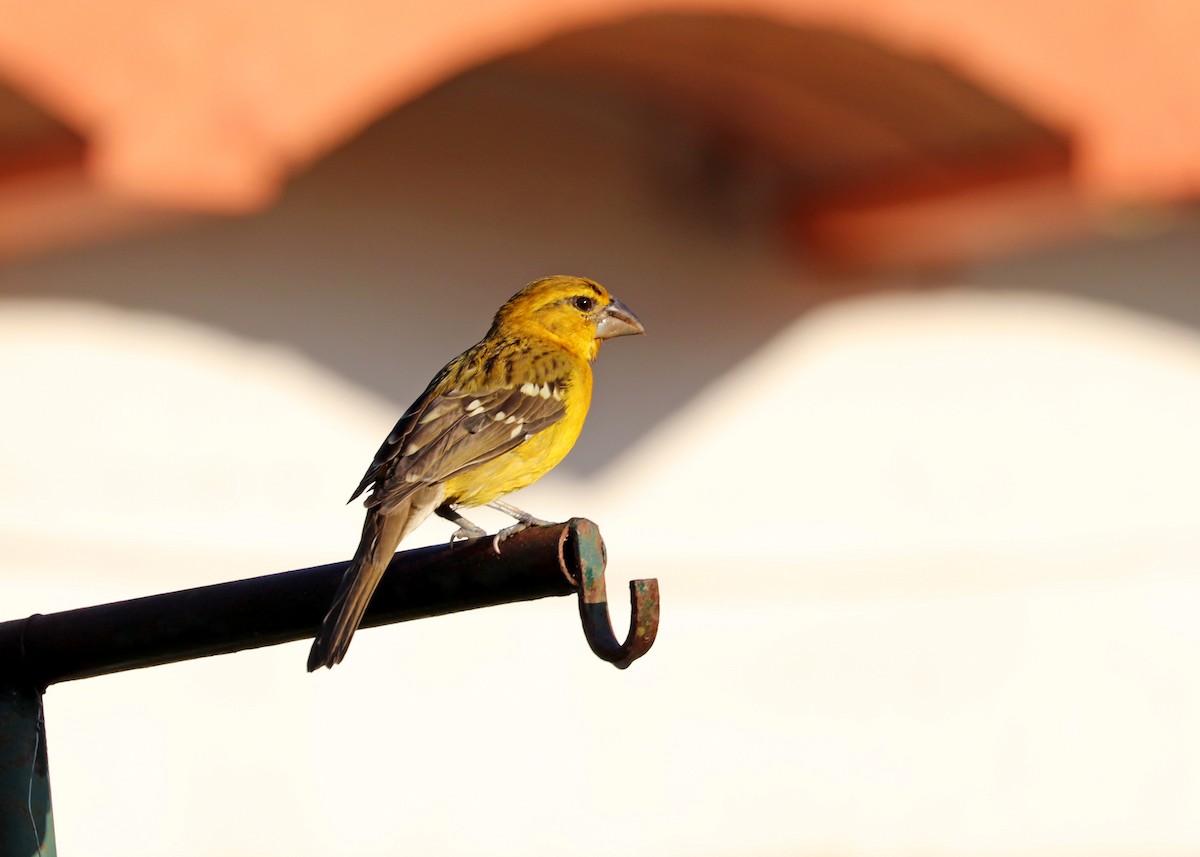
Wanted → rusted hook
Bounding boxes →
[558,518,659,669]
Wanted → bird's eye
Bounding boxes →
[573,296,596,312]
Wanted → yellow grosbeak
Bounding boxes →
[307,275,645,670]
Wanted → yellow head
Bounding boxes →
[490,275,645,361]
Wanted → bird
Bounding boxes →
[307,275,644,671]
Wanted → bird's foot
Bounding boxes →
[437,502,488,545]
[449,522,488,544]
[491,521,527,554]
[490,516,553,554]
[482,501,553,553]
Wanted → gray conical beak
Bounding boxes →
[595,297,645,340]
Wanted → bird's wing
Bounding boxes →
[349,379,567,512]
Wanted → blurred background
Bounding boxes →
[3,1,1200,854]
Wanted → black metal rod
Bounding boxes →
[0,521,587,689]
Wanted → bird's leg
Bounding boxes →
[487,500,553,553]
[435,502,488,544]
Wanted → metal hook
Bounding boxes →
[559,518,659,669]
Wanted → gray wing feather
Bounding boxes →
[351,382,566,513]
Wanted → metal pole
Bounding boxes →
[0,520,588,688]
[0,518,657,688]
[0,518,658,851]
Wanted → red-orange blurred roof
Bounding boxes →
[1,0,1198,265]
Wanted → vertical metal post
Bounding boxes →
[0,685,55,857]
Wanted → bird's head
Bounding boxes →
[491,275,645,361]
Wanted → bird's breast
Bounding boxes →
[444,365,592,507]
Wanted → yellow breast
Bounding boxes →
[443,361,592,507]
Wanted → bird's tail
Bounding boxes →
[307,491,437,671]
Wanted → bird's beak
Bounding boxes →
[595,297,645,340]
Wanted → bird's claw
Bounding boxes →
[490,518,551,554]
[450,523,487,544]
[491,522,526,554]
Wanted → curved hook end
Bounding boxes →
[612,578,659,669]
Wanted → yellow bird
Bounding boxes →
[307,275,644,670]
